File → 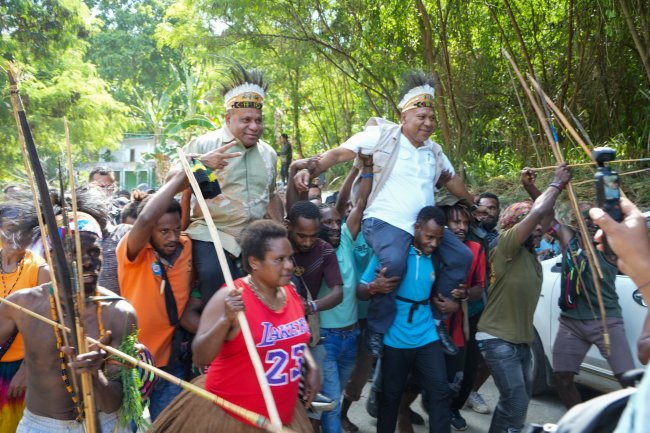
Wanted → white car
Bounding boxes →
[530,256,646,395]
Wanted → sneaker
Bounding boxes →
[450,409,467,431]
[310,393,337,412]
[466,391,490,414]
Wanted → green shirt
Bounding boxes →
[561,236,621,320]
[319,224,358,328]
[184,125,277,256]
[478,225,542,344]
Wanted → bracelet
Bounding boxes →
[364,163,374,167]
[309,300,318,314]
[360,173,373,179]
[549,181,565,191]
[367,282,377,296]
[546,220,561,235]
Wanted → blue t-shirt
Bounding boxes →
[361,246,439,348]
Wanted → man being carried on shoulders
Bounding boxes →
[292,71,473,353]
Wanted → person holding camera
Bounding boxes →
[520,168,635,409]
[587,197,650,433]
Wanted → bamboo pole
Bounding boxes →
[526,72,593,160]
[571,168,650,186]
[525,70,611,355]
[64,119,101,432]
[0,295,293,433]
[533,158,650,171]
[502,49,610,355]
[176,147,282,428]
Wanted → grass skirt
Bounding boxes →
[151,375,313,433]
[0,360,25,433]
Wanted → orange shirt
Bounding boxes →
[116,233,192,367]
[1,250,46,362]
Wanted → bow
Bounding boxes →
[6,62,102,432]
[502,50,611,355]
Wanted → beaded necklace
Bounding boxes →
[48,286,105,421]
[0,251,25,297]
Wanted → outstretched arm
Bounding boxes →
[292,147,356,191]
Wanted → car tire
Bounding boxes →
[530,328,551,395]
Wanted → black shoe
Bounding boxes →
[310,393,336,412]
[450,409,467,431]
[437,322,459,356]
[410,408,425,425]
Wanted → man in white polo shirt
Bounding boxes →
[292,71,473,353]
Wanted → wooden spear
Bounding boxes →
[0,294,294,433]
[502,49,611,355]
[64,119,102,432]
[176,147,282,428]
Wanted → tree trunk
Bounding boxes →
[414,0,453,150]
[619,0,650,85]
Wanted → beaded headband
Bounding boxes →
[398,84,436,112]
[224,83,265,110]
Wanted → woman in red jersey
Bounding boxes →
[153,220,319,432]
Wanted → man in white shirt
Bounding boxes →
[292,71,473,353]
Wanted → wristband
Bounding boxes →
[360,173,374,179]
[309,300,318,314]
[364,163,374,167]
[549,181,565,191]
[367,282,377,295]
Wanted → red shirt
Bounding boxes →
[206,278,310,426]
[446,240,486,347]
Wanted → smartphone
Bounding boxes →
[595,170,623,222]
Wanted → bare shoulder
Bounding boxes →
[96,287,138,339]
[6,283,51,308]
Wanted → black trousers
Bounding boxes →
[192,239,242,306]
[378,342,451,433]
[452,312,483,410]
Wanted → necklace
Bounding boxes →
[247,275,286,311]
[0,250,25,297]
[49,286,105,421]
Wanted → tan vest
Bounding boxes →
[351,117,448,205]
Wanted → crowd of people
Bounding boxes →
[0,64,648,433]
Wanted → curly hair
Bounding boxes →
[287,200,321,224]
[416,205,447,227]
[240,220,288,273]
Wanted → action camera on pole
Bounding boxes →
[593,147,622,222]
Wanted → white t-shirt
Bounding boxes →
[341,126,455,235]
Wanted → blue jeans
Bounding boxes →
[320,327,360,433]
[362,218,413,335]
[478,338,532,433]
[148,361,186,422]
